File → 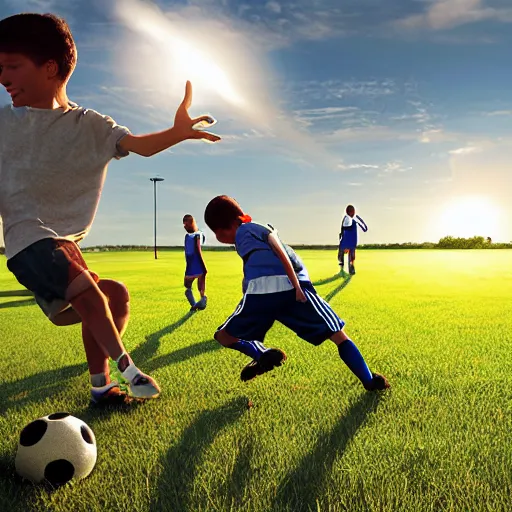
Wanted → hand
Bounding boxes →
[174,81,221,143]
[295,288,307,303]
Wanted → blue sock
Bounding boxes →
[337,339,373,386]
[228,340,267,361]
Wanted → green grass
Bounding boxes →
[1,249,511,512]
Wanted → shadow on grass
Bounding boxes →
[0,298,36,310]
[0,451,38,512]
[144,339,222,373]
[324,274,352,303]
[312,271,345,287]
[131,311,195,363]
[0,363,87,415]
[0,290,34,297]
[270,393,382,511]
[226,434,255,510]
[150,397,247,512]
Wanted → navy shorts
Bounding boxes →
[6,238,99,319]
[185,256,205,278]
[217,281,345,346]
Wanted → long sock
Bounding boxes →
[185,288,196,306]
[337,340,373,386]
[228,339,267,361]
[90,372,109,387]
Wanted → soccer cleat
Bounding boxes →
[364,373,390,391]
[196,296,207,310]
[240,348,287,382]
[90,381,131,406]
[127,373,161,399]
[349,264,356,275]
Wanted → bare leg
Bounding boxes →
[197,274,206,298]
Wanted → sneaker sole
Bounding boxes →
[128,388,160,399]
[241,349,287,382]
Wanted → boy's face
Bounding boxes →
[347,207,355,217]
[183,217,197,233]
[214,227,237,244]
[0,53,57,107]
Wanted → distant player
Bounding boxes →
[183,214,207,311]
[338,205,368,275]
[0,13,220,405]
[203,195,389,391]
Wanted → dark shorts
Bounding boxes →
[216,282,345,346]
[6,238,99,319]
[185,262,205,278]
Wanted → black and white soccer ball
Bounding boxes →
[15,412,97,487]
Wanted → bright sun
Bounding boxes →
[440,196,501,239]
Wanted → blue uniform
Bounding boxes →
[339,215,367,250]
[184,231,206,277]
[217,222,345,345]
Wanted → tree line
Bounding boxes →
[2,236,509,255]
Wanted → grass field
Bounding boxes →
[1,249,511,512]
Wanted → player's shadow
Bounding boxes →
[269,393,382,511]
[144,339,222,373]
[0,451,39,512]
[312,271,344,286]
[131,311,195,363]
[324,274,352,303]
[0,363,87,415]
[0,290,33,297]
[0,298,36,309]
[150,397,247,512]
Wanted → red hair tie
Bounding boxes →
[239,214,252,223]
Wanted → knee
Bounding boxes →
[214,329,234,347]
[98,280,130,304]
[184,279,192,289]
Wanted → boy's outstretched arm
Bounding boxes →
[267,233,307,303]
[355,215,368,232]
[119,81,220,157]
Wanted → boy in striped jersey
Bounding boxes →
[204,195,389,390]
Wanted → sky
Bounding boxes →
[1,0,511,247]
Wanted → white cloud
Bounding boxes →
[337,163,380,170]
[397,0,512,31]
[449,146,480,155]
[265,1,282,14]
[486,110,512,116]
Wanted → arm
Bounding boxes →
[119,81,220,157]
[267,232,307,302]
[355,215,368,232]
[195,236,207,274]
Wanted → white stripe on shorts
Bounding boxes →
[304,289,337,332]
[216,294,248,332]
[309,291,344,331]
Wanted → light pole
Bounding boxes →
[150,177,164,259]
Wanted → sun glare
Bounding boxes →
[440,196,502,239]
[116,4,245,107]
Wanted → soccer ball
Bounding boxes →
[15,412,97,487]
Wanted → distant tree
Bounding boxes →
[487,237,492,244]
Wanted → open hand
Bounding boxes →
[174,81,221,143]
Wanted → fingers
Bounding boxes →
[181,80,192,110]
[191,115,217,130]
[193,130,221,143]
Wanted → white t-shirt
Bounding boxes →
[342,215,353,227]
[0,103,130,259]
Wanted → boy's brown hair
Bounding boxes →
[0,13,77,81]
[204,195,244,232]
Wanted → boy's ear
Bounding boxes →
[46,60,60,79]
